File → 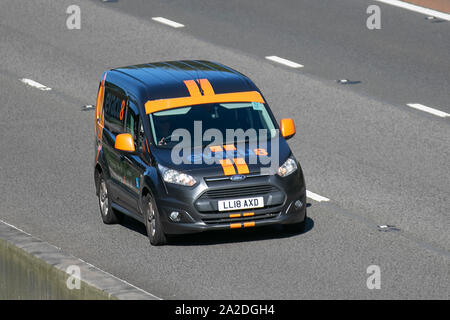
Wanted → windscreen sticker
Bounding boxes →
[253,148,268,156]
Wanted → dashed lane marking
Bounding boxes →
[20,78,52,91]
[306,190,330,202]
[265,56,304,68]
[406,103,450,118]
[152,17,185,28]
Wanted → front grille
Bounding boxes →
[199,185,277,200]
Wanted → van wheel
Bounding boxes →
[283,213,307,234]
[143,194,167,246]
[98,174,122,224]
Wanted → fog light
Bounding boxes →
[169,211,181,222]
[294,200,303,209]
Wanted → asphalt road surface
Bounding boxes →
[0,0,448,299]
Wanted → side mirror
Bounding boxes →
[280,118,296,139]
[115,133,135,152]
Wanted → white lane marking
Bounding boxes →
[306,190,330,202]
[265,56,304,68]
[375,0,450,21]
[0,218,161,300]
[152,17,185,28]
[20,78,52,91]
[0,219,32,236]
[406,103,450,118]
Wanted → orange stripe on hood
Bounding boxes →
[233,158,249,174]
[219,158,236,176]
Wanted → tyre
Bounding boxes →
[97,173,123,224]
[143,194,167,246]
[283,212,307,234]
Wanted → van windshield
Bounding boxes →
[148,102,277,148]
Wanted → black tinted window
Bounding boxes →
[104,89,126,134]
[125,100,143,151]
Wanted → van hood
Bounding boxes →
[150,138,292,177]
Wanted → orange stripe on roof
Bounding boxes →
[244,221,255,228]
[230,223,242,229]
[219,158,236,176]
[198,79,215,95]
[233,158,249,174]
[145,91,265,114]
[184,80,202,97]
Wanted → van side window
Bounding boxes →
[125,100,142,152]
[103,88,126,134]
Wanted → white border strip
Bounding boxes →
[20,78,52,91]
[375,0,450,21]
[265,56,304,68]
[152,17,185,28]
[406,103,450,118]
[0,219,32,236]
[0,218,161,300]
[78,258,162,300]
[306,190,330,202]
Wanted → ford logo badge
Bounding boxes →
[230,174,246,182]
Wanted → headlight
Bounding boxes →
[158,164,197,186]
[277,158,297,177]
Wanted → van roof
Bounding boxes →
[109,60,260,102]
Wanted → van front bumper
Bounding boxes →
[155,169,307,235]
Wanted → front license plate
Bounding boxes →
[218,197,264,212]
